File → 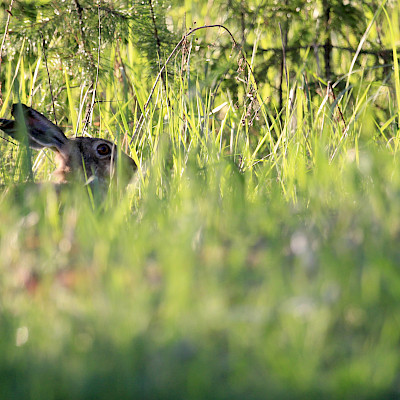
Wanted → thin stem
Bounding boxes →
[0,0,15,106]
[40,32,58,125]
[130,24,256,144]
[83,0,101,133]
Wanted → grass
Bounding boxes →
[1,12,400,400]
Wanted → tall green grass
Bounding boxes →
[1,14,400,400]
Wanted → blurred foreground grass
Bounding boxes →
[1,146,400,399]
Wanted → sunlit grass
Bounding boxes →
[1,14,400,400]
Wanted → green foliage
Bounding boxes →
[1,0,400,399]
[0,0,176,84]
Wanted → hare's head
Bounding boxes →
[0,104,137,185]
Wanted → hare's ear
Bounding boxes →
[11,104,68,151]
[0,117,46,149]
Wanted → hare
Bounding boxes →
[0,103,136,185]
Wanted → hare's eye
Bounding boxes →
[96,143,111,156]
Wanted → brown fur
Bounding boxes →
[0,104,137,185]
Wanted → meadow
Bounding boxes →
[1,1,400,399]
